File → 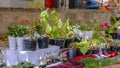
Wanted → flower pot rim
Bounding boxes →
[24,39,37,42]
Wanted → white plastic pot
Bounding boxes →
[16,37,25,50]
[83,31,93,39]
[8,36,16,49]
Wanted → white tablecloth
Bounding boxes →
[1,45,60,67]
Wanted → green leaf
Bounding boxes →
[80,46,88,55]
[51,10,56,14]
[46,24,52,33]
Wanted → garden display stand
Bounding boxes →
[1,45,60,67]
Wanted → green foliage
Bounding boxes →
[69,42,78,49]
[90,36,107,46]
[78,24,91,31]
[7,25,18,37]
[90,19,101,31]
[111,14,118,28]
[92,30,99,39]
[15,25,28,37]
[40,9,52,34]
[112,40,120,46]
[22,61,34,68]
[0,64,7,68]
[34,20,44,35]
[105,14,118,39]
[7,25,28,37]
[40,9,73,38]
[12,65,17,68]
[16,61,34,68]
[79,58,120,68]
[76,38,90,55]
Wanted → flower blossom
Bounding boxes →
[99,23,104,30]
[104,22,108,27]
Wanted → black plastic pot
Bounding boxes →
[54,38,65,49]
[111,33,118,39]
[110,46,118,52]
[49,38,55,45]
[65,38,73,48]
[76,48,83,56]
[85,49,92,55]
[117,46,120,51]
[38,37,49,49]
[74,37,82,42]
[92,49,99,54]
[24,39,36,51]
[102,48,110,54]
[118,34,120,40]
[68,48,76,58]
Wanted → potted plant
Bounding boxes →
[7,25,18,49]
[15,25,28,50]
[114,40,120,51]
[78,24,92,39]
[40,9,73,48]
[110,14,118,39]
[68,42,77,58]
[18,17,37,51]
[117,26,120,39]
[109,40,119,52]
[63,19,74,48]
[34,16,49,49]
[51,19,66,48]
[45,9,66,48]
[76,38,91,55]
[51,19,73,48]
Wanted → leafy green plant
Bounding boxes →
[69,42,78,49]
[110,14,118,29]
[16,25,28,37]
[18,17,36,40]
[76,38,90,55]
[63,19,73,38]
[40,9,73,39]
[34,20,44,36]
[7,25,28,37]
[105,14,118,39]
[22,61,34,68]
[7,25,18,37]
[79,57,120,68]
[78,24,91,31]
[11,62,35,68]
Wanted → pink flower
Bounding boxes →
[99,23,104,30]
[104,22,108,27]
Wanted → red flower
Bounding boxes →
[99,23,104,30]
[104,22,108,27]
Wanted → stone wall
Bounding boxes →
[0,8,110,35]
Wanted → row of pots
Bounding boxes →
[68,46,119,58]
[8,36,80,51]
[8,36,49,51]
